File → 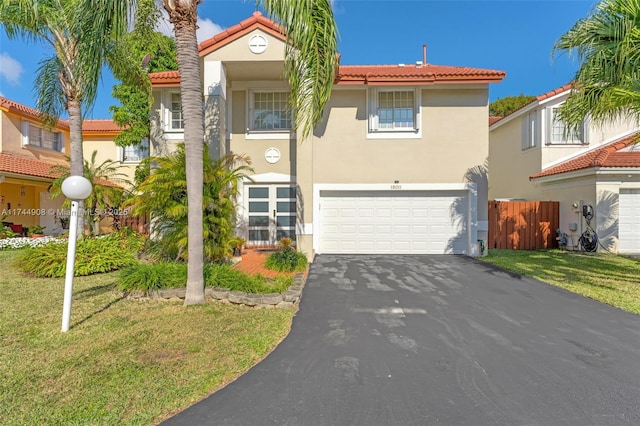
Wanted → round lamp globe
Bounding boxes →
[61,176,92,200]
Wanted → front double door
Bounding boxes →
[247,185,296,245]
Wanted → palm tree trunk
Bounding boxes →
[67,99,86,240]
[165,0,205,305]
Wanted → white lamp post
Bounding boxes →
[61,175,92,332]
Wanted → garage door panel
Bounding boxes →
[319,190,469,254]
[619,189,640,253]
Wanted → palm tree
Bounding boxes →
[128,145,253,261]
[162,0,339,305]
[0,0,134,238]
[553,0,640,130]
[50,151,131,236]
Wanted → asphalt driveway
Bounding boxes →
[163,255,640,425]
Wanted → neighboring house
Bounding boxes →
[489,84,640,253]
[0,96,135,235]
[0,96,70,234]
[82,119,143,186]
[149,12,505,256]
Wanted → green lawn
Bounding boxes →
[0,250,295,425]
[480,249,640,315]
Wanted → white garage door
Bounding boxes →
[619,189,640,253]
[319,190,470,254]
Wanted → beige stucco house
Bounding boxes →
[149,12,505,256]
[489,84,640,253]
[0,96,136,235]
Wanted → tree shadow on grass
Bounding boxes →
[74,283,116,299]
[72,294,126,329]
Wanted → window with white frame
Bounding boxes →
[170,93,184,130]
[547,106,586,145]
[23,122,64,152]
[369,89,417,132]
[121,138,149,162]
[521,111,537,150]
[249,91,292,131]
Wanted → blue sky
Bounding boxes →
[0,0,598,119]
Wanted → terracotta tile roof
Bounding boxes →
[151,64,506,86]
[530,132,640,180]
[82,119,122,134]
[0,153,123,188]
[199,11,284,56]
[0,96,70,128]
[536,83,573,102]
[149,70,181,86]
[336,64,505,84]
[0,153,63,179]
[489,116,503,126]
[151,13,505,87]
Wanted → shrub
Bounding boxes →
[127,145,253,262]
[205,264,293,293]
[264,247,307,273]
[19,234,139,277]
[119,262,187,291]
[118,262,294,294]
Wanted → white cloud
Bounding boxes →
[0,52,23,85]
[155,9,224,43]
[196,17,224,42]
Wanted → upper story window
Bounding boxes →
[121,138,149,163]
[368,88,420,139]
[547,106,586,145]
[170,93,184,130]
[521,111,537,150]
[250,91,292,131]
[22,122,64,152]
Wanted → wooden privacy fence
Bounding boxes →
[120,214,149,235]
[488,201,559,250]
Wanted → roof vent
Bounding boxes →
[416,61,423,68]
[398,63,405,67]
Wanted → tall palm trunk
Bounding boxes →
[67,98,86,240]
[164,0,205,305]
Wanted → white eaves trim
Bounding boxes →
[532,167,640,185]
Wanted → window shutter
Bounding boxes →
[369,88,378,132]
[521,116,529,150]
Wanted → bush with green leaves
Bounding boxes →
[264,247,308,273]
[118,262,293,294]
[19,234,140,277]
[119,262,187,291]
[128,144,253,262]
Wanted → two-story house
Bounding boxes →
[149,12,505,256]
[489,84,640,253]
[0,96,71,234]
[0,96,144,235]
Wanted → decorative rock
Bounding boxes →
[282,290,300,303]
[158,288,186,299]
[206,288,230,300]
[227,291,248,305]
[125,272,307,308]
[257,293,284,305]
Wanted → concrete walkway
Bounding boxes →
[163,255,640,425]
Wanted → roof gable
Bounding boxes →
[198,11,285,57]
[151,12,505,88]
[489,83,574,129]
